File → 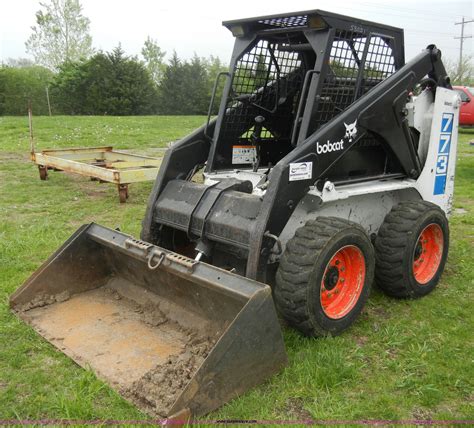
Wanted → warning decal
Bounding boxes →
[232,145,256,164]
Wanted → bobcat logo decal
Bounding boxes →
[344,119,358,142]
[316,119,358,154]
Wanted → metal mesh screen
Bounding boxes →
[312,32,396,130]
[221,39,304,142]
[363,36,396,92]
[313,31,366,129]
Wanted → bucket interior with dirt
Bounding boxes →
[10,223,287,419]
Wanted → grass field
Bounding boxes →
[0,115,473,423]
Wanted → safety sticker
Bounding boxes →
[232,145,256,164]
[433,113,453,195]
[289,162,313,181]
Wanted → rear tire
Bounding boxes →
[374,201,449,298]
[275,217,374,337]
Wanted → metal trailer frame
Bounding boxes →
[33,147,162,202]
[28,111,162,202]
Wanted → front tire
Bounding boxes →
[374,201,449,298]
[275,217,374,337]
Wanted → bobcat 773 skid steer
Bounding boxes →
[11,9,460,420]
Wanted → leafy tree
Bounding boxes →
[141,36,166,85]
[254,54,269,87]
[25,0,93,71]
[329,60,386,80]
[0,65,54,115]
[444,55,474,86]
[329,60,358,78]
[51,46,158,115]
[231,55,270,102]
[204,55,228,114]
[50,60,89,114]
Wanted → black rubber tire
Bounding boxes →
[274,217,374,337]
[374,201,449,298]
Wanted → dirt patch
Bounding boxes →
[140,302,168,327]
[13,290,70,312]
[454,207,468,215]
[284,397,313,420]
[412,407,433,420]
[127,335,215,417]
[107,288,217,417]
[354,335,369,347]
[386,347,398,359]
[0,152,26,162]
[101,287,170,329]
[14,281,219,418]
[367,305,390,320]
[82,188,108,198]
[99,285,217,417]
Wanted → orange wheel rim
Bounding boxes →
[320,245,366,319]
[412,223,444,285]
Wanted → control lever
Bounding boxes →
[252,115,265,172]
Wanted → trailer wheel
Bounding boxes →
[275,217,374,337]
[118,185,128,203]
[38,165,48,180]
[374,201,449,298]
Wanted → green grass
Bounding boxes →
[0,116,473,423]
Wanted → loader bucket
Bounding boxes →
[10,223,287,419]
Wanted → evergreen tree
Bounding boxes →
[157,51,188,114]
[51,46,158,115]
[185,54,209,114]
[157,52,227,115]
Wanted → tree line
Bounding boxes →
[3,0,472,116]
[0,47,227,116]
[0,0,227,116]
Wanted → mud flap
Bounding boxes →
[10,223,287,419]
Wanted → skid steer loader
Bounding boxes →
[11,9,459,421]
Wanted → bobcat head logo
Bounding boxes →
[344,120,358,142]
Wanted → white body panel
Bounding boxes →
[414,87,460,215]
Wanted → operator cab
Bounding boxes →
[205,10,406,186]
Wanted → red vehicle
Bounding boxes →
[453,86,474,126]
